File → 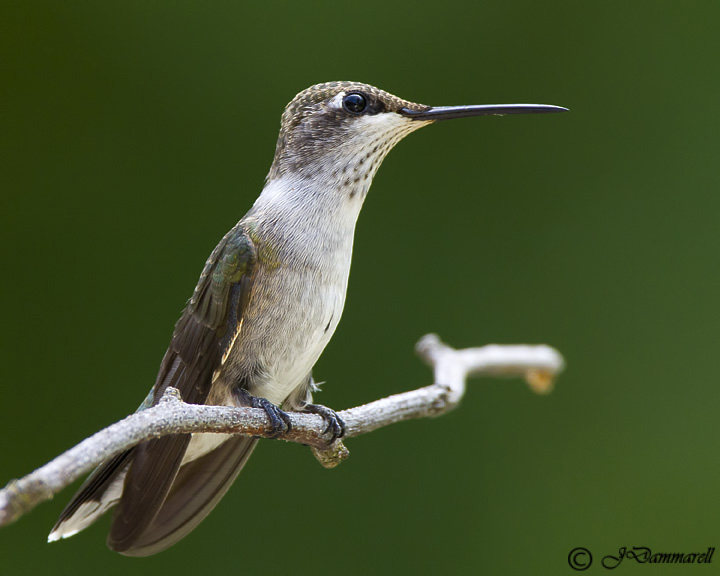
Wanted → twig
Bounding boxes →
[0,334,564,529]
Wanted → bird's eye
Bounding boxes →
[342,92,368,114]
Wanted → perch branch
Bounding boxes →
[0,333,564,529]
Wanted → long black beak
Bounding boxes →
[400,103,568,121]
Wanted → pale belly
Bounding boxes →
[184,260,349,464]
[225,253,350,405]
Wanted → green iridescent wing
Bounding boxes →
[108,224,258,553]
[51,224,258,553]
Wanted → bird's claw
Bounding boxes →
[302,403,346,443]
[252,397,292,438]
[234,389,292,438]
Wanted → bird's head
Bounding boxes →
[267,81,566,198]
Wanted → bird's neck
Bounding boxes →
[254,170,368,227]
[247,172,369,261]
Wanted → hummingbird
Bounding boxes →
[48,81,566,556]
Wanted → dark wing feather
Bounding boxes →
[52,223,257,551]
[108,225,257,553]
[110,435,259,556]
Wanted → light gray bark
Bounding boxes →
[0,334,564,529]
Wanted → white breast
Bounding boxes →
[223,174,363,407]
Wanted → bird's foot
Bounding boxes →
[301,403,346,442]
[234,389,292,439]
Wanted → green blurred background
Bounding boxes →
[2,1,719,574]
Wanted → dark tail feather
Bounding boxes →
[105,433,192,552]
[108,435,259,557]
[48,450,134,541]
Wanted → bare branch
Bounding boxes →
[0,334,564,529]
